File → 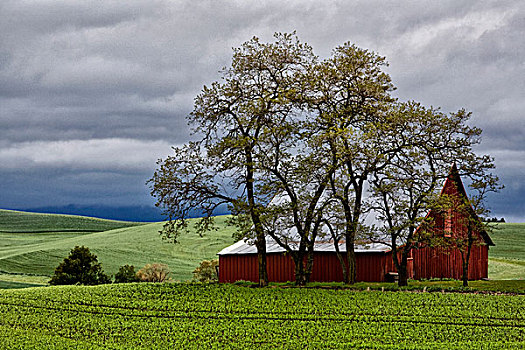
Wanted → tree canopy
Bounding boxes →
[49,246,110,286]
[149,32,499,286]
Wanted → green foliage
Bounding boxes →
[192,259,219,282]
[49,246,110,286]
[0,284,523,348]
[136,263,170,282]
[114,265,140,283]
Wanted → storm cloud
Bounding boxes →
[1,0,524,221]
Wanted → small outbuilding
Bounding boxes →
[217,165,493,283]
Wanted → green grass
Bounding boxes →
[0,272,49,285]
[488,223,525,280]
[0,210,236,285]
[0,283,523,349]
[0,280,42,289]
[231,279,525,294]
[489,223,525,260]
[0,209,142,233]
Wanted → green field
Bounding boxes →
[0,283,523,349]
[0,210,236,284]
[488,223,525,280]
[0,211,523,348]
[0,209,142,233]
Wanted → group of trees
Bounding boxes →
[149,33,500,287]
[49,246,170,285]
[484,217,505,223]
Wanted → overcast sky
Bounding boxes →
[1,0,524,221]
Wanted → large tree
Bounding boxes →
[304,43,397,284]
[151,33,498,288]
[149,33,315,286]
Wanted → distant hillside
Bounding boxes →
[0,209,522,287]
[487,223,525,280]
[18,204,231,222]
[0,210,236,283]
[19,205,165,222]
[0,209,143,232]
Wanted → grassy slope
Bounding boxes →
[488,223,525,280]
[0,210,236,283]
[0,209,142,232]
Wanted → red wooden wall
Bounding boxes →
[218,245,487,283]
[412,245,488,280]
[218,251,394,283]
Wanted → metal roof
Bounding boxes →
[218,189,392,256]
[217,237,391,255]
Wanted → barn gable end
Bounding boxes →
[411,164,492,280]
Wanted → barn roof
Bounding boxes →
[217,237,391,256]
[217,188,391,256]
[219,164,493,256]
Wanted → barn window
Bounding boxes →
[444,209,452,237]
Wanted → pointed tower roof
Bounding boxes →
[440,163,494,246]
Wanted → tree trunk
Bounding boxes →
[346,240,356,284]
[397,264,408,287]
[393,244,410,287]
[462,259,469,287]
[304,246,315,283]
[461,243,473,287]
[335,250,348,284]
[294,255,306,286]
[245,148,268,287]
[461,226,474,287]
[256,238,268,287]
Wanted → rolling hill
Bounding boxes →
[0,208,143,233]
[487,223,525,280]
[0,209,236,286]
[0,209,523,288]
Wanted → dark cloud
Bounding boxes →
[0,167,156,208]
[0,0,524,220]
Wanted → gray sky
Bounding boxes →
[1,0,524,221]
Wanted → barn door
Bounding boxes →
[407,250,414,279]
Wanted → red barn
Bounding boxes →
[218,240,397,283]
[218,165,493,283]
[411,164,493,280]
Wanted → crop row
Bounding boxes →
[0,284,523,349]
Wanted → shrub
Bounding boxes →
[136,263,170,282]
[193,259,219,282]
[49,246,111,286]
[114,264,140,283]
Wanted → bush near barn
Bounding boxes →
[193,259,219,282]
